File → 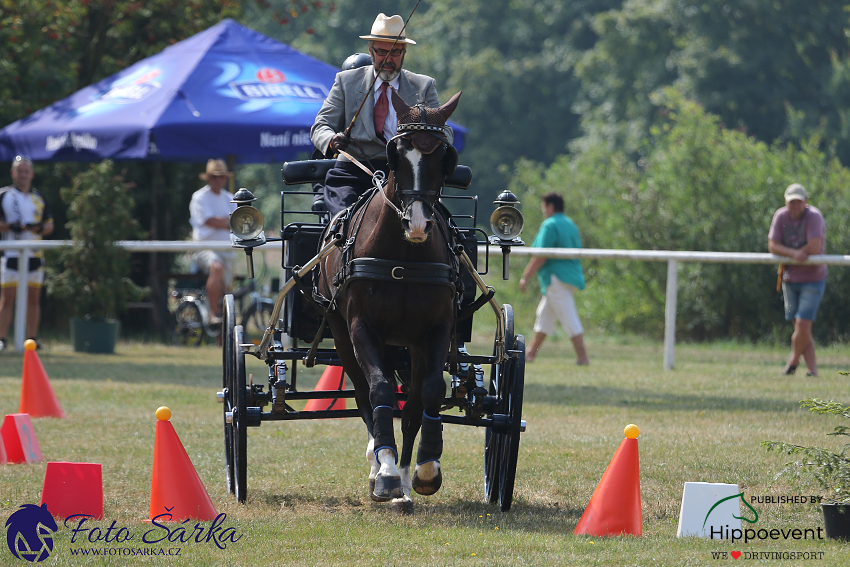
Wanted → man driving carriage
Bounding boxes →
[310,13,454,217]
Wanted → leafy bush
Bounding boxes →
[763,398,850,504]
[506,88,850,342]
[47,161,148,320]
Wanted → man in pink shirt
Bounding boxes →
[768,183,827,377]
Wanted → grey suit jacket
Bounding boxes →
[311,67,453,162]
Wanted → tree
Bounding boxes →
[507,89,850,342]
[0,0,242,127]
[244,0,622,211]
[574,0,850,163]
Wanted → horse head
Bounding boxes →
[386,90,461,243]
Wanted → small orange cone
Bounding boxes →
[149,406,217,521]
[303,366,347,411]
[395,385,405,410]
[574,424,642,537]
[20,340,64,418]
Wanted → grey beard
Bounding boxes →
[378,68,400,82]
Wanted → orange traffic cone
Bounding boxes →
[0,434,7,465]
[149,407,217,521]
[574,424,642,537]
[19,340,64,418]
[303,366,347,412]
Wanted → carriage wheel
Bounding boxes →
[495,334,525,512]
[222,295,236,494]
[232,325,249,503]
[484,304,515,504]
[174,301,204,346]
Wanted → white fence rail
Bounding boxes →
[2,241,848,366]
[500,247,850,369]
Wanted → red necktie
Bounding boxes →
[374,82,389,141]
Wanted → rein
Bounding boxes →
[338,150,404,217]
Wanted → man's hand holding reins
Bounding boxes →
[329,133,351,152]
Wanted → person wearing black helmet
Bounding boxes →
[311,13,452,216]
[341,52,373,72]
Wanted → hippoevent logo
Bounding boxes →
[5,504,57,562]
[703,491,759,533]
[230,67,328,102]
[705,492,825,543]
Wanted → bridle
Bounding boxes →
[386,107,454,217]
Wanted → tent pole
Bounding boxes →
[227,154,236,193]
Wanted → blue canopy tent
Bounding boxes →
[0,19,466,163]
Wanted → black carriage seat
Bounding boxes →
[281,158,472,189]
[280,159,477,344]
[280,223,333,342]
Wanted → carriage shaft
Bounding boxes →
[257,233,343,354]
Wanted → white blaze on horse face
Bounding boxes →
[401,147,430,242]
[406,201,430,243]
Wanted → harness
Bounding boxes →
[298,106,485,369]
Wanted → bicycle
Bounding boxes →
[170,276,276,346]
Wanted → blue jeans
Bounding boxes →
[782,279,826,322]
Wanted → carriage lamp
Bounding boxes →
[230,188,264,241]
[230,188,265,278]
[488,190,525,280]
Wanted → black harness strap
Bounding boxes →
[338,258,456,291]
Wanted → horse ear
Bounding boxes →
[390,89,412,117]
[439,91,462,122]
[443,145,458,177]
[386,139,399,170]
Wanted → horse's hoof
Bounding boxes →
[373,475,403,500]
[369,479,390,502]
[412,469,442,496]
[391,498,414,516]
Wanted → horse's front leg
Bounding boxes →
[392,359,425,514]
[350,319,402,501]
[412,335,450,496]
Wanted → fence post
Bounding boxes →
[663,259,678,370]
[13,248,30,351]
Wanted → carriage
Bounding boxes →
[217,95,527,513]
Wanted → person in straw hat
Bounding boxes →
[189,159,237,324]
[310,13,453,216]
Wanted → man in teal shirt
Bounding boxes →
[519,192,589,365]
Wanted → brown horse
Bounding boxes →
[317,90,462,513]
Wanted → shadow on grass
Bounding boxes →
[250,489,583,533]
[524,383,797,413]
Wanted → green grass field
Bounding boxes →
[1,334,849,566]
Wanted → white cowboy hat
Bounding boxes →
[359,13,416,45]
